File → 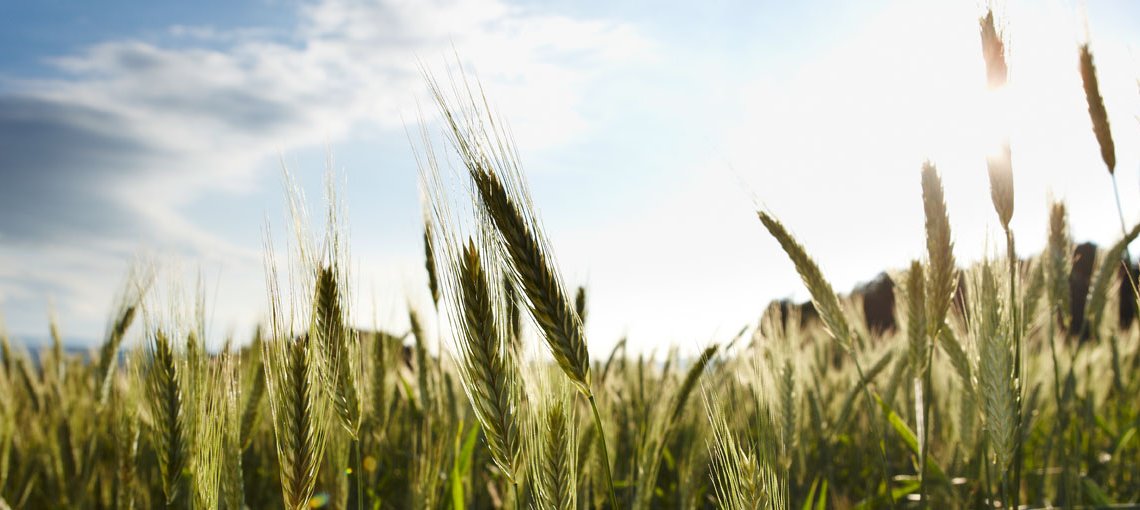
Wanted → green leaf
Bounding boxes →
[853,479,920,510]
[450,421,478,510]
[801,477,820,510]
[874,395,949,485]
[1112,426,1136,460]
[1080,476,1113,507]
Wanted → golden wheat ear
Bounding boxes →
[979,9,1007,90]
[1080,44,1116,174]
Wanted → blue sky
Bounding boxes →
[2,0,1140,355]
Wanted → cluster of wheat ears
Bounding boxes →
[1,8,1139,510]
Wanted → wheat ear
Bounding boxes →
[1080,44,1116,174]
[145,329,189,509]
[757,211,851,349]
[315,265,362,437]
[921,162,957,341]
[1085,222,1140,337]
[451,239,525,482]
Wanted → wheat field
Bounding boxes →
[1,8,1139,510]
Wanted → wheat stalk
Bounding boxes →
[424,70,621,508]
[263,241,328,510]
[906,261,928,376]
[758,208,897,507]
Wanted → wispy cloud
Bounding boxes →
[0,0,653,337]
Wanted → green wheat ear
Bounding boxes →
[472,167,592,392]
[527,377,576,510]
[450,238,524,483]
[1046,201,1072,331]
[921,162,956,340]
[314,265,362,437]
[757,210,851,350]
[145,329,188,508]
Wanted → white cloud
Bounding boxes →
[0,0,654,339]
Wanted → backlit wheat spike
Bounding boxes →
[426,74,591,392]
[423,214,441,309]
[0,321,11,376]
[240,354,266,451]
[503,273,523,350]
[423,72,619,506]
[921,162,956,341]
[707,397,786,510]
[758,211,851,349]
[408,307,432,409]
[777,358,796,457]
[980,9,1008,90]
[315,265,362,436]
[146,329,188,509]
[574,286,588,327]
[471,167,591,392]
[977,263,1016,473]
[671,344,720,421]
[264,334,326,510]
[1022,260,1045,327]
[190,352,228,510]
[980,9,1015,232]
[264,241,327,510]
[1085,222,1140,336]
[987,143,1015,232]
[531,394,575,510]
[1046,202,1073,331]
[1080,44,1116,174]
[96,300,139,406]
[218,353,245,510]
[452,239,524,482]
[111,377,140,510]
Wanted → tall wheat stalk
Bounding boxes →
[919,162,960,505]
[424,69,618,508]
[757,210,896,508]
[263,240,328,510]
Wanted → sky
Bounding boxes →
[1,0,1139,356]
